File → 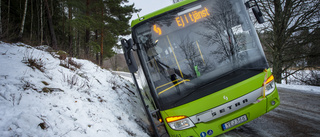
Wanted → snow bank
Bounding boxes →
[277,84,320,95]
[0,42,149,137]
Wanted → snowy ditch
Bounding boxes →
[0,42,150,137]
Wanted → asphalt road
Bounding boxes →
[219,87,320,137]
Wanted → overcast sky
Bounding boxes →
[128,0,173,23]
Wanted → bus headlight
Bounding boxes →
[166,116,195,130]
[264,75,276,96]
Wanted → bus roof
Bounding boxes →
[131,0,197,27]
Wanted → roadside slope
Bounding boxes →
[0,42,149,137]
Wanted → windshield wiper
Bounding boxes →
[172,70,233,107]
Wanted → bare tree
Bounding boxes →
[258,0,320,83]
[18,0,28,40]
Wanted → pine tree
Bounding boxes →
[1,0,139,66]
[88,0,140,66]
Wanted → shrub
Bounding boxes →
[22,50,45,72]
[59,57,83,71]
[67,58,83,69]
[56,50,68,60]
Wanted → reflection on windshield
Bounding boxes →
[135,0,268,109]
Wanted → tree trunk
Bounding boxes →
[271,0,287,83]
[96,53,99,65]
[95,30,98,63]
[51,0,53,17]
[44,0,57,49]
[77,30,80,57]
[100,30,103,66]
[84,0,90,59]
[18,0,28,40]
[100,6,104,66]
[40,0,43,44]
[0,0,2,38]
[30,0,33,40]
[7,0,10,39]
[272,48,283,83]
[115,53,118,70]
[68,3,73,56]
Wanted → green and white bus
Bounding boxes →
[121,0,280,136]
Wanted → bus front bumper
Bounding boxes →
[163,88,280,137]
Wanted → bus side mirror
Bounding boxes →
[252,7,264,24]
[246,0,265,24]
[121,39,138,73]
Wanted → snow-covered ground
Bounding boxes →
[277,83,320,95]
[0,42,149,137]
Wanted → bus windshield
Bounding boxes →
[133,0,268,110]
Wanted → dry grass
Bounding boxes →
[22,50,45,72]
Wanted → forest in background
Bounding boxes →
[0,0,139,66]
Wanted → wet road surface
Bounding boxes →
[219,87,320,137]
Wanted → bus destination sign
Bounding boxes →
[175,6,210,27]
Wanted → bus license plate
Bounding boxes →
[222,115,247,130]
